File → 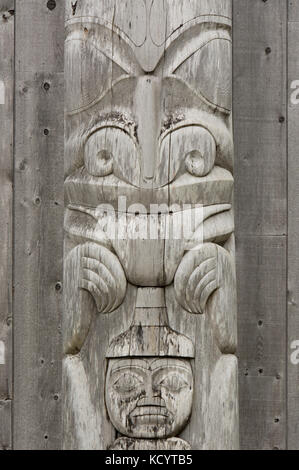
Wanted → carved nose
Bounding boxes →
[134,76,162,183]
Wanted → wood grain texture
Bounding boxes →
[237,236,286,450]
[234,0,287,236]
[233,0,287,450]
[0,400,11,450]
[289,0,299,22]
[2,0,292,451]
[0,0,14,451]
[287,1,299,450]
[0,0,294,451]
[64,0,237,450]
[13,0,64,449]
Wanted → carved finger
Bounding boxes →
[82,243,126,290]
[82,255,118,302]
[80,242,127,313]
[80,278,106,313]
[82,257,114,311]
[100,252,126,291]
[174,243,219,313]
[196,278,218,313]
[96,252,126,311]
[81,268,109,312]
[191,269,217,313]
[186,258,216,306]
[96,263,117,312]
[82,256,100,272]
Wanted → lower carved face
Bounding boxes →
[105,357,193,439]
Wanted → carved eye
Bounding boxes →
[113,373,143,394]
[158,374,189,393]
[84,127,141,184]
[158,125,216,182]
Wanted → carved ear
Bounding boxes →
[66,19,143,75]
[162,26,230,71]
[157,24,232,114]
[65,19,143,114]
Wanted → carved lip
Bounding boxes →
[129,406,171,425]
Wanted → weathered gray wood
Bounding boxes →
[0,0,14,451]
[13,0,64,449]
[237,236,286,450]
[287,1,299,450]
[0,400,12,450]
[64,0,237,450]
[289,0,299,22]
[234,0,287,236]
[233,0,287,450]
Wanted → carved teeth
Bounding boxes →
[129,408,170,426]
[131,406,169,417]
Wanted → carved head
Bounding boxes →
[105,357,193,439]
[105,288,195,439]
[65,2,233,187]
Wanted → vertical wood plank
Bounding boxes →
[0,0,14,450]
[13,0,64,449]
[237,236,286,450]
[289,0,299,22]
[233,0,287,449]
[234,0,287,236]
[0,400,12,450]
[287,0,299,450]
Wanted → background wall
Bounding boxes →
[0,0,298,450]
[234,0,299,450]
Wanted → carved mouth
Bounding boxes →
[129,406,171,426]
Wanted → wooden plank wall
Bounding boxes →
[13,0,64,449]
[234,0,295,450]
[0,0,14,451]
[0,0,298,450]
[287,0,299,451]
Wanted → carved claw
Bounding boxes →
[174,243,219,314]
[79,242,127,313]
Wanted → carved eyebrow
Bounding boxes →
[89,111,135,126]
[111,366,148,373]
[110,360,150,372]
[150,359,191,372]
[159,119,209,143]
[160,115,186,135]
[82,114,138,144]
[152,366,191,374]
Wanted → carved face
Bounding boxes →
[65,9,233,186]
[105,357,193,439]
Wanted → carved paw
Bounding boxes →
[175,242,237,351]
[79,242,127,313]
[174,243,218,314]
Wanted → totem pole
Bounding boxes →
[63,0,238,450]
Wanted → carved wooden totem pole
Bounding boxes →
[63,0,238,450]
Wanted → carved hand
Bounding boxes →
[174,242,235,315]
[79,242,127,314]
